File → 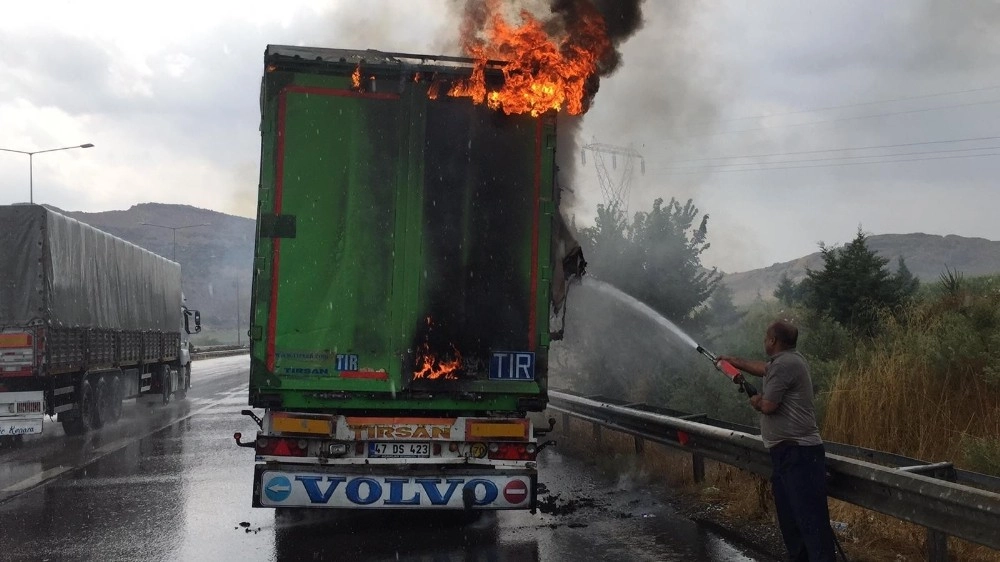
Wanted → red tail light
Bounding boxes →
[16,401,43,414]
[256,436,308,457]
[487,443,537,461]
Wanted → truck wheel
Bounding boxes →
[91,375,107,429]
[175,364,190,399]
[107,375,124,423]
[61,380,95,435]
[161,366,172,405]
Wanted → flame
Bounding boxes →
[413,317,463,380]
[447,0,611,116]
[414,343,463,380]
[351,64,361,89]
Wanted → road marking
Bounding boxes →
[2,465,71,493]
[0,382,246,503]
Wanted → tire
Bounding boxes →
[175,363,190,400]
[161,366,172,405]
[91,375,107,429]
[61,379,95,436]
[107,375,124,423]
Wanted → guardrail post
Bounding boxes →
[591,422,601,444]
[562,413,571,433]
[926,530,947,562]
[634,436,645,455]
[692,453,705,483]
[898,462,956,562]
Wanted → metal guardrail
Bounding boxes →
[548,389,1000,558]
[190,345,249,360]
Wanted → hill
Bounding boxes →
[722,233,1000,306]
[47,203,255,345]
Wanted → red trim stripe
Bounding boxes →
[340,371,390,380]
[528,119,542,351]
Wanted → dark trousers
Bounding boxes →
[769,443,837,562]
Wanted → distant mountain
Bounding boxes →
[47,203,255,344]
[722,233,1000,306]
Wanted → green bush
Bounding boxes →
[960,435,1000,477]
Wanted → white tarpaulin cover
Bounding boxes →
[0,204,181,331]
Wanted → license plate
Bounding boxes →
[0,418,43,437]
[368,442,430,458]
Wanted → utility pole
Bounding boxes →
[581,141,645,216]
[140,222,210,261]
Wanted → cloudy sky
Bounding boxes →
[2,0,999,272]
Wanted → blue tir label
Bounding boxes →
[489,352,535,381]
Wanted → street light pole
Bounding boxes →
[0,143,95,204]
[141,222,210,261]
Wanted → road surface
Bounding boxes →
[0,355,775,561]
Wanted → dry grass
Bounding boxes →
[822,344,1000,467]
[819,330,1000,561]
[554,415,1000,562]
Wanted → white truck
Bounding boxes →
[0,204,200,444]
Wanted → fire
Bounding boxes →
[413,317,463,380]
[351,64,361,89]
[447,0,611,116]
[414,343,463,380]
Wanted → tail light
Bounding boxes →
[16,401,43,414]
[0,331,36,376]
[487,442,537,461]
[255,436,309,457]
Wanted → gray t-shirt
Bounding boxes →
[760,349,823,449]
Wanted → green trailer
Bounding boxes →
[241,46,569,512]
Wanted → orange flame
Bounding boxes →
[414,343,463,380]
[447,1,611,116]
[427,80,441,100]
[413,317,463,380]
[351,64,361,89]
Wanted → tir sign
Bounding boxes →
[489,352,535,381]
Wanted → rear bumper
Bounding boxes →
[253,463,536,510]
[0,391,45,437]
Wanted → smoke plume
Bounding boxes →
[456,0,645,215]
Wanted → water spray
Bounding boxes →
[695,345,758,398]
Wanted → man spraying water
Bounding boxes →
[714,320,838,562]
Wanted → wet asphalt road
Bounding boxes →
[0,356,775,562]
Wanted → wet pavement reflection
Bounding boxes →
[0,356,775,561]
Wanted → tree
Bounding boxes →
[804,228,917,336]
[579,197,721,330]
[774,273,810,306]
[892,256,920,299]
[700,282,744,332]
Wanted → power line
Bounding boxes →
[661,144,1000,171]
[662,151,1000,175]
[662,135,1000,165]
[695,98,1000,138]
[720,84,1000,123]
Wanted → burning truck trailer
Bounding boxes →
[236,45,587,514]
